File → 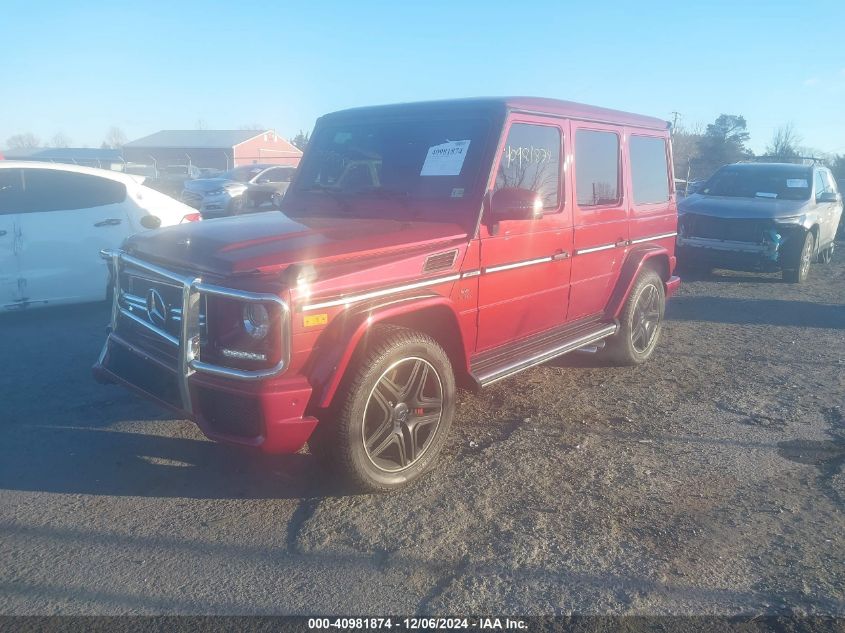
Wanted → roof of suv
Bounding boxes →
[321,97,669,131]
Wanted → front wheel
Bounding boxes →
[783,231,814,283]
[311,325,456,492]
[602,269,666,366]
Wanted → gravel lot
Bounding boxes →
[1,242,843,617]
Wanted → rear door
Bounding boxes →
[0,168,24,308]
[568,124,628,320]
[16,168,130,305]
[476,117,572,351]
[626,132,675,249]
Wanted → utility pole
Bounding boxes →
[670,111,682,130]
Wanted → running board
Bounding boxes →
[471,321,618,387]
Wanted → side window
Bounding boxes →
[22,169,126,213]
[575,129,620,206]
[266,168,294,183]
[494,123,561,208]
[814,171,828,198]
[630,136,670,205]
[0,169,25,214]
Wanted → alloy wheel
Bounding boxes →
[631,283,661,353]
[362,357,443,472]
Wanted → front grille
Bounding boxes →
[108,343,182,408]
[119,270,185,340]
[181,191,203,208]
[196,388,263,438]
[683,214,768,242]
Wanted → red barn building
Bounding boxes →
[122,129,302,171]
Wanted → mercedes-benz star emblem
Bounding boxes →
[146,288,168,329]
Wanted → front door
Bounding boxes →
[0,168,24,309]
[16,168,130,306]
[476,117,573,351]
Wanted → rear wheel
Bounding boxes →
[603,269,665,366]
[311,325,456,492]
[783,231,814,283]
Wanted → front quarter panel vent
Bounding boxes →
[423,249,458,273]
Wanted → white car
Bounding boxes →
[0,161,200,310]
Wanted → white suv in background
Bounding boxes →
[0,162,200,310]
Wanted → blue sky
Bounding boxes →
[3,0,844,155]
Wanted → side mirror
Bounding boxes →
[490,187,544,221]
[817,191,840,203]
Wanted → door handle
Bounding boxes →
[615,239,628,247]
[551,249,570,261]
[0,230,6,236]
[94,218,122,227]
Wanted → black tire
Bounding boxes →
[311,325,456,492]
[782,231,815,283]
[602,269,665,366]
[817,242,834,264]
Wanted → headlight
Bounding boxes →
[773,214,804,225]
[242,303,270,340]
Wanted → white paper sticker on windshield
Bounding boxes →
[420,140,471,176]
[755,192,778,198]
[786,179,808,188]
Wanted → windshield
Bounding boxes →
[223,166,266,182]
[286,116,491,220]
[701,166,812,201]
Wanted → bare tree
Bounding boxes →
[6,133,41,149]
[102,126,127,149]
[195,118,208,130]
[49,132,71,148]
[765,123,801,160]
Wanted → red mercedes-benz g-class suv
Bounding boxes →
[94,97,680,491]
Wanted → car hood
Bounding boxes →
[678,194,809,219]
[122,211,467,277]
[183,177,245,193]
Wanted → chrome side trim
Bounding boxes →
[629,231,677,245]
[478,324,618,387]
[484,256,552,274]
[302,274,460,312]
[575,243,617,255]
[461,269,481,279]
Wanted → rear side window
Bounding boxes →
[21,169,126,213]
[494,123,561,208]
[575,130,620,206]
[0,169,25,214]
[630,136,669,204]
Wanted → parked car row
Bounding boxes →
[0,162,199,309]
[180,163,296,218]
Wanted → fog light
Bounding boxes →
[242,303,270,340]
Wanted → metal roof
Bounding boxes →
[2,147,123,161]
[123,129,268,149]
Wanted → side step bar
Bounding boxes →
[471,322,618,387]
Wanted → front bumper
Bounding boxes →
[93,250,317,454]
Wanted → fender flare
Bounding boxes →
[308,295,469,409]
[606,246,675,319]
